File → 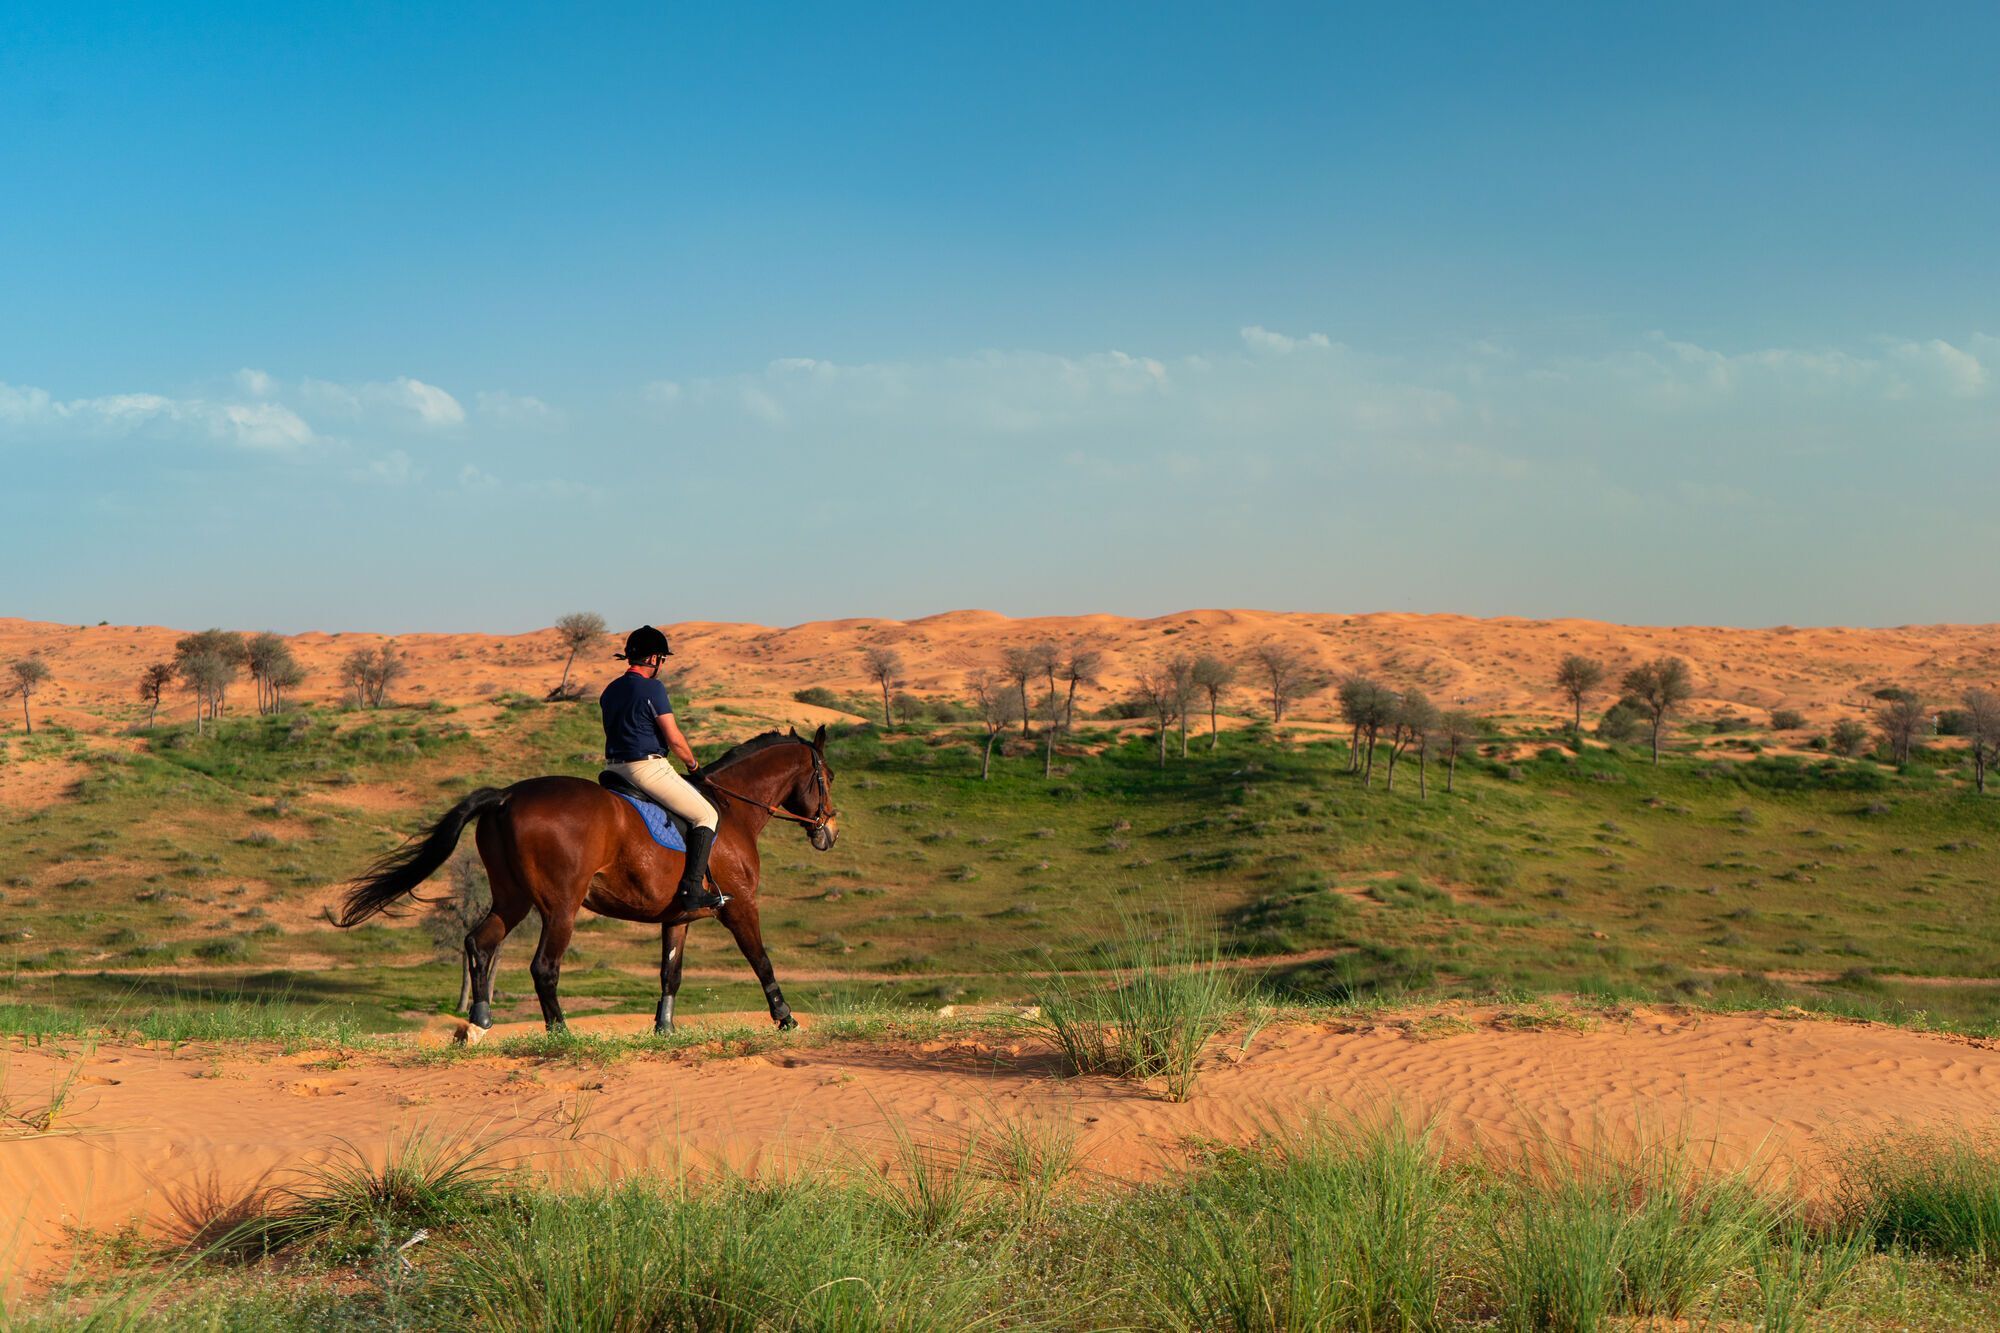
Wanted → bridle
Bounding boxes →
[699,742,837,836]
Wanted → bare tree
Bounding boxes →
[137,661,175,726]
[1131,666,1182,768]
[1621,656,1694,765]
[1169,655,1197,758]
[1340,676,1396,785]
[1876,693,1928,766]
[553,612,607,698]
[1384,689,1437,794]
[1190,654,1236,751]
[11,657,50,734]
[340,647,377,708]
[342,644,406,709]
[1439,710,1481,793]
[1555,654,1607,732]
[1057,646,1105,733]
[968,670,1021,779]
[1250,642,1316,725]
[1963,688,2000,795]
[179,652,232,735]
[174,629,247,720]
[1001,646,1039,737]
[861,647,903,728]
[245,632,301,715]
[1038,685,1064,778]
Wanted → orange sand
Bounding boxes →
[5,1009,1998,1287]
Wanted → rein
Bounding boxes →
[698,745,835,833]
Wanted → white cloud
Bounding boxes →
[300,375,465,428]
[235,367,275,397]
[1241,325,1335,354]
[475,390,556,423]
[0,380,313,449]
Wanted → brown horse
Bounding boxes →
[334,726,837,1034]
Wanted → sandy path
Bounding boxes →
[5,1007,1998,1287]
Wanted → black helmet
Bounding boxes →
[619,625,672,661]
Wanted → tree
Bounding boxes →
[1168,655,1198,758]
[1131,667,1182,768]
[967,670,1020,780]
[1001,646,1040,737]
[10,657,50,734]
[861,647,903,728]
[1828,718,1870,758]
[1384,690,1438,795]
[1190,654,1236,751]
[1620,657,1694,765]
[179,652,232,735]
[245,632,302,715]
[173,630,247,721]
[137,662,175,726]
[1057,646,1105,733]
[1875,694,1928,766]
[1338,675,1396,785]
[342,644,405,709]
[1962,688,2000,795]
[1555,654,1607,732]
[1250,642,1317,725]
[1439,710,1481,793]
[553,612,607,698]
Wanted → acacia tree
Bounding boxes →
[342,644,405,708]
[1131,666,1182,768]
[266,655,305,712]
[11,657,50,734]
[553,612,607,698]
[245,632,302,715]
[1340,677,1396,785]
[1057,646,1104,734]
[1876,694,1928,766]
[137,661,175,726]
[180,652,232,735]
[1439,710,1481,793]
[861,647,903,728]
[1001,646,1039,737]
[1555,654,1607,732]
[1250,642,1316,725]
[968,670,1021,779]
[1621,656,1694,765]
[1962,688,2000,794]
[1384,690,1438,795]
[1169,655,1198,758]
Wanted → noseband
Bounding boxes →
[700,744,836,835]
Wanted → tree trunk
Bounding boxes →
[1209,695,1220,750]
[559,649,578,696]
[1271,687,1282,725]
[20,693,30,735]
[1651,718,1662,765]
[880,680,893,728]
[1349,725,1361,772]
[1157,723,1167,768]
[1446,747,1457,793]
[982,732,996,780]
[1064,680,1080,733]
[1178,710,1188,759]
[1385,740,1400,791]
[1018,684,1031,736]
[1573,696,1582,731]
[1362,728,1377,785]
[1043,721,1054,778]
[1418,749,1428,799]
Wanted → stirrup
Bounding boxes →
[673,885,729,912]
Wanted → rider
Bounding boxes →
[602,626,725,912]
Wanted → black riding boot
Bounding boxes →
[672,826,726,913]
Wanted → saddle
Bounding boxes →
[598,770,690,852]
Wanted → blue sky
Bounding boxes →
[4,3,1996,631]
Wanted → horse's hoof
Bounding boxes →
[461,1022,490,1047]
[654,1023,673,1037]
[775,1012,798,1032]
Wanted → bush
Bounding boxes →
[1770,709,1808,731]
[1033,925,1231,1102]
[790,686,845,710]
[1829,719,1870,757]
[1597,701,1646,743]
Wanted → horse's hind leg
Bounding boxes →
[466,824,531,1031]
[656,920,690,1035]
[718,899,795,1031]
[528,911,575,1033]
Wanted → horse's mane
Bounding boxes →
[703,730,812,773]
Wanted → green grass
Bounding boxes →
[1032,920,1234,1100]
[1840,1129,2000,1263]
[21,1117,2000,1330]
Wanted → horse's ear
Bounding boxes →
[788,725,798,737]
[812,724,827,750]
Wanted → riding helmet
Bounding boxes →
[618,625,672,660]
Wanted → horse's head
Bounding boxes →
[783,724,838,851]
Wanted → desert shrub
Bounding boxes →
[1597,701,1646,742]
[1770,709,1808,731]
[1828,719,1870,757]
[1936,708,1972,737]
[791,686,844,710]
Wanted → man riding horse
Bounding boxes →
[600,625,724,915]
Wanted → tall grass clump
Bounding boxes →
[1839,1128,2000,1262]
[1489,1128,1779,1331]
[232,1130,510,1258]
[1135,1112,1456,1331]
[1032,919,1232,1101]
[1754,1218,1868,1332]
[442,1173,1015,1331]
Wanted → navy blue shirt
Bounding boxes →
[601,671,674,762]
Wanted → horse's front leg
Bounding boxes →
[718,898,794,1030]
[656,920,690,1035]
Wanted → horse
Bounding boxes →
[333,725,837,1035]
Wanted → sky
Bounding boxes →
[3,2,1996,633]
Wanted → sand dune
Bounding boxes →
[4,1009,1997,1285]
[7,610,2000,738]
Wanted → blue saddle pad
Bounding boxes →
[613,791,687,852]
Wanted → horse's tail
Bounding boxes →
[334,787,510,927]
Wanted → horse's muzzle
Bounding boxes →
[809,819,837,852]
